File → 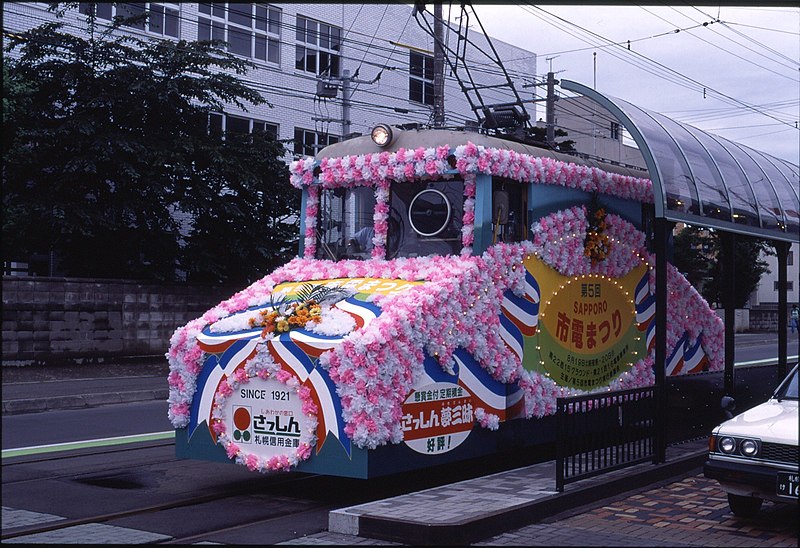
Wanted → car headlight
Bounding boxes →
[718,436,736,454]
[740,439,759,457]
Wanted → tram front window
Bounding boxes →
[315,187,375,261]
[388,180,464,258]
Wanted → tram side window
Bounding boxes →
[491,178,527,243]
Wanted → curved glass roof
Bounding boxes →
[561,80,799,243]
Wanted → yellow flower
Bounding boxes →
[276,320,290,332]
[295,308,310,320]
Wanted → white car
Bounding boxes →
[704,364,799,517]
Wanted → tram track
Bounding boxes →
[1,440,177,488]
[157,503,332,544]
[1,470,324,542]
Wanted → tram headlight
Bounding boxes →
[718,436,736,454]
[371,124,394,147]
[739,439,759,457]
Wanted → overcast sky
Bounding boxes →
[468,4,799,165]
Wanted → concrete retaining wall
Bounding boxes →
[2,276,237,365]
[713,307,788,332]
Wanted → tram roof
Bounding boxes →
[317,127,648,179]
[561,80,799,243]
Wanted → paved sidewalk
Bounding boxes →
[0,355,736,545]
[320,440,707,545]
[1,358,168,415]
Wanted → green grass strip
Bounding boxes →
[2,430,174,458]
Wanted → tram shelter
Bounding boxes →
[560,80,800,461]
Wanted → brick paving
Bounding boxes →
[476,473,798,547]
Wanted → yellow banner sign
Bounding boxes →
[523,257,647,390]
[274,277,424,297]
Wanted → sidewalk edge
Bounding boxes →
[349,451,708,545]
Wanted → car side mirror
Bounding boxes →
[721,395,736,419]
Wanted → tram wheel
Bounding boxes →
[727,493,763,517]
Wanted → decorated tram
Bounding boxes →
[166,125,724,478]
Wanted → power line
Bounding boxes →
[517,4,797,131]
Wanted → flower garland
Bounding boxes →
[371,179,390,260]
[211,345,318,473]
[529,206,724,372]
[168,144,725,456]
[303,185,319,259]
[168,234,723,449]
[249,300,321,335]
[291,143,654,204]
[584,199,610,264]
[461,174,477,256]
[292,142,653,261]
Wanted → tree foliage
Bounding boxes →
[3,4,299,283]
[672,226,773,309]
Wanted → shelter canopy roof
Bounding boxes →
[561,80,799,243]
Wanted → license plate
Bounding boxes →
[776,472,799,499]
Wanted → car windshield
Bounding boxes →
[774,365,798,401]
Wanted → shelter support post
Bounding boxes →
[723,233,736,397]
[776,242,789,379]
[653,218,671,464]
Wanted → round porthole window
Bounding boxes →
[408,189,451,237]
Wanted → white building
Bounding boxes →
[3,3,538,157]
[750,244,799,308]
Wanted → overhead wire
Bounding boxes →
[641,6,798,78]
[515,4,797,131]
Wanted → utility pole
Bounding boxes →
[433,3,445,128]
[341,69,352,138]
[546,71,558,147]
[315,69,381,140]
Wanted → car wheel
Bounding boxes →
[727,493,763,517]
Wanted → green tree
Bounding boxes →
[180,130,296,286]
[3,3,298,282]
[672,226,712,290]
[672,226,772,309]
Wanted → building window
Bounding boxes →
[409,51,434,106]
[80,3,179,38]
[293,128,339,156]
[295,16,341,77]
[788,250,794,266]
[774,280,795,291]
[198,3,281,64]
[610,122,621,140]
[210,113,278,138]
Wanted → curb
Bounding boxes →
[2,390,169,415]
[331,450,708,546]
